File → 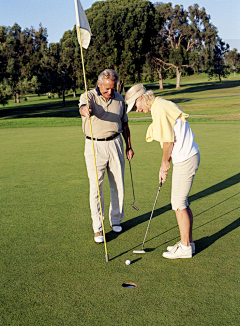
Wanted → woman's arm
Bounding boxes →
[159,142,174,184]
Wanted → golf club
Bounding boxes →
[133,181,162,254]
[129,160,139,211]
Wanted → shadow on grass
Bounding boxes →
[150,206,239,251]
[0,96,80,119]
[108,173,240,260]
[116,173,240,235]
[194,214,240,255]
[2,79,240,119]
[129,258,142,265]
[145,79,240,99]
[110,210,239,261]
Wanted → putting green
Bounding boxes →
[0,121,239,325]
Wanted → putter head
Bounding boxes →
[131,204,139,211]
[133,250,146,254]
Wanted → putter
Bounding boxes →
[129,161,139,211]
[133,181,162,254]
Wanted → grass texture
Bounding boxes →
[0,121,239,325]
[0,73,239,325]
[1,73,240,125]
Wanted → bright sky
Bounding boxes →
[0,0,239,51]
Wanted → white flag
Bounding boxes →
[74,0,91,49]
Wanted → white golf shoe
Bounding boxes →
[111,225,122,233]
[94,231,104,244]
[167,241,195,254]
[163,243,192,259]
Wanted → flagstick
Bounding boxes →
[77,27,109,262]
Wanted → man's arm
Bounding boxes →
[159,142,174,184]
[79,104,92,119]
[79,91,93,119]
[122,121,134,161]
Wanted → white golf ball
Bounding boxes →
[125,259,131,265]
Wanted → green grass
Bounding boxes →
[0,122,239,325]
[1,73,240,124]
[0,73,240,325]
[127,73,240,121]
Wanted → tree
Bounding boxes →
[4,23,22,103]
[0,23,48,104]
[41,42,62,96]
[0,79,11,105]
[84,0,156,92]
[225,48,240,77]
[207,38,230,82]
[153,3,218,88]
[59,30,79,100]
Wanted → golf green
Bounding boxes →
[0,121,239,325]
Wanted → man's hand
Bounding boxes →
[80,105,92,119]
[122,122,134,161]
[126,148,134,161]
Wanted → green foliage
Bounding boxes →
[0,79,11,105]
[84,0,156,88]
[0,1,239,101]
[207,38,230,82]
[153,3,219,88]
[225,48,240,75]
[0,23,48,103]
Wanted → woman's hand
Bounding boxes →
[159,162,170,184]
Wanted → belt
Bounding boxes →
[86,133,120,141]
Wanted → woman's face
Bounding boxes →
[134,96,150,113]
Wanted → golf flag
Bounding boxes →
[74,0,91,49]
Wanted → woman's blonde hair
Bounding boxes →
[142,90,155,108]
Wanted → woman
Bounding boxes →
[125,84,200,259]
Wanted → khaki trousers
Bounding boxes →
[84,135,125,233]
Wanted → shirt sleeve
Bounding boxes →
[79,91,94,108]
[146,98,187,147]
[122,102,128,123]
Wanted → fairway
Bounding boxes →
[0,120,239,325]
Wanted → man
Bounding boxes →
[79,69,134,243]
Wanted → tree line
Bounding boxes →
[0,0,239,106]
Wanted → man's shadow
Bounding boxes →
[106,173,240,242]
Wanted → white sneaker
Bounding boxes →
[167,241,195,254]
[163,243,192,259]
[94,231,104,244]
[111,225,122,233]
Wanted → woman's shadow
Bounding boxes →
[106,173,240,240]
[194,217,239,254]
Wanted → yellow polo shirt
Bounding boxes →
[79,87,128,138]
[146,97,189,148]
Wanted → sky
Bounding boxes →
[0,0,239,51]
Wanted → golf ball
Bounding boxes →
[125,259,131,265]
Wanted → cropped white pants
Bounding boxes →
[171,152,200,211]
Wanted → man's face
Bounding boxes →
[98,78,115,101]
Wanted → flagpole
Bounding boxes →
[77,26,109,262]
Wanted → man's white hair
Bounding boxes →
[98,69,118,85]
